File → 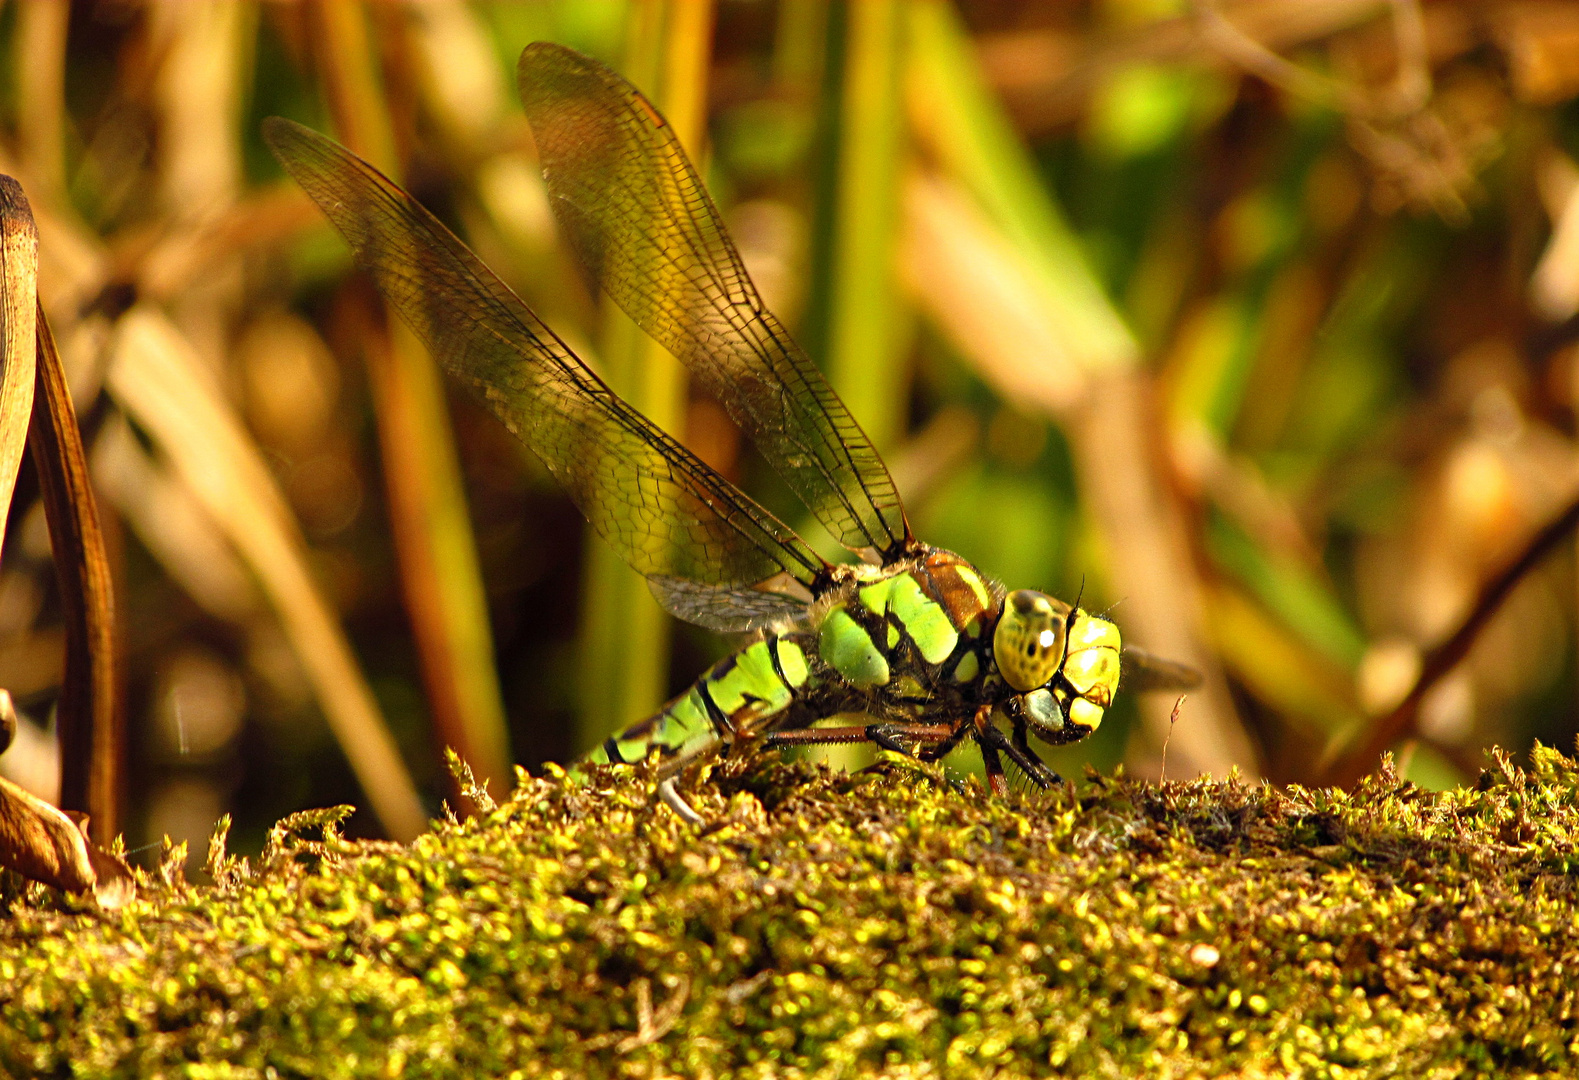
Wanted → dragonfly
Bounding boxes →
[264,42,1197,823]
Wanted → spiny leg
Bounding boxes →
[980,741,1009,798]
[995,727,1054,789]
[763,720,967,793]
[982,722,1060,789]
[916,718,974,763]
[1011,721,1062,786]
[764,721,960,756]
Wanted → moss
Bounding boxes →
[3,747,1579,1078]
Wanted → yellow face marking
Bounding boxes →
[1061,613,1121,727]
[1069,613,1121,652]
[1069,698,1105,731]
[1062,646,1119,707]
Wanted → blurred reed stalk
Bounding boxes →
[13,0,68,204]
[819,0,908,454]
[307,0,512,801]
[575,0,715,753]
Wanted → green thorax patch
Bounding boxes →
[817,549,999,687]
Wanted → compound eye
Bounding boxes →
[993,590,1069,692]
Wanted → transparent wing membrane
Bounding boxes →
[517,42,912,563]
[1119,646,1203,693]
[263,118,827,629]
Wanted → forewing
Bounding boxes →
[517,42,911,563]
[263,118,825,629]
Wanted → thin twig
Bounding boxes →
[1192,0,1371,116]
[1191,0,1429,121]
[1323,489,1579,788]
[615,975,690,1054]
[1160,695,1186,783]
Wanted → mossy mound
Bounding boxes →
[2,747,1579,1078]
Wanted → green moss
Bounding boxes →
[4,747,1579,1077]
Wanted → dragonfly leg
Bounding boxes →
[1011,722,1063,787]
[656,777,707,827]
[763,721,957,753]
[980,742,1009,797]
[868,726,915,755]
[764,724,870,747]
[865,722,964,756]
[981,723,1058,789]
[915,720,971,763]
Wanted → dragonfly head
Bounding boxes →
[994,590,1121,741]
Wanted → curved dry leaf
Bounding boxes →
[75,815,135,909]
[32,302,120,839]
[0,176,38,566]
[0,779,132,907]
[0,773,94,892]
[0,685,14,755]
[0,686,132,905]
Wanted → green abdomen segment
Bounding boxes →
[589,637,810,766]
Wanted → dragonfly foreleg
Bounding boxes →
[979,741,1009,798]
[980,723,1059,789]
[1011,722,1062,787]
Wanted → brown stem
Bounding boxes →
[31,302,120,840]
[1322,490,1579,789]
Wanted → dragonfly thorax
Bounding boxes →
[804,550,1122,742]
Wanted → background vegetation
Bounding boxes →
[1,0,1578,855]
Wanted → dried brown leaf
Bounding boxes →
[0,687,133,907]
[0,176,38,565]
[31,302,120,839]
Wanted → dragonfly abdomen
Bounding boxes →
[588,636,812,767]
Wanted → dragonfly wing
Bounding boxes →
[1119,646,1203,693]
[263,118,827,625]
[517,41,912,564]
[647,576,810,633]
